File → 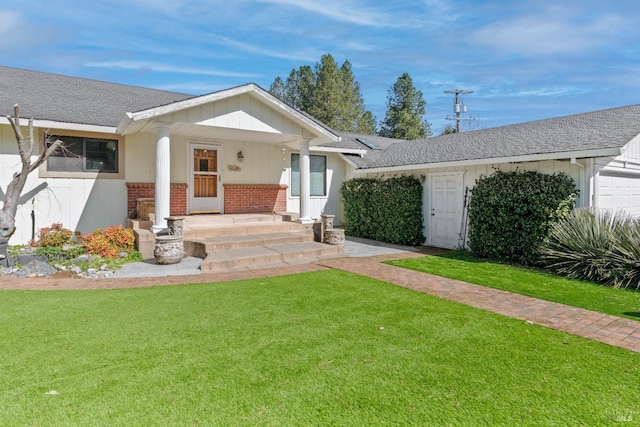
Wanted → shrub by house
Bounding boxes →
[340,176,424,246]
[468,170,577,265]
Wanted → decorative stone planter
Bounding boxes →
[321,214,335,230]
[324,229,345,246]
[320,214,335,243]
[165,216,185,237]
[154,235,184,265]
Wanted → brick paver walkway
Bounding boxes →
[317,254,640,354]
[2,251,640,353]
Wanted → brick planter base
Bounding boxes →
[223,184,287,214]
[126,182,188,216]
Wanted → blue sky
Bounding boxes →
[2,0,640,134]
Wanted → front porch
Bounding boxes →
[129,213,343,272]
[118,83,342,233]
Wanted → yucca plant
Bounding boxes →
[540,208,640,289]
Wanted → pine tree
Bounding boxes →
[440,124,457,135]
[379,73,431,139]
[269,54,376,134]
[308,54,342,128]
[269,77,286,101]
[339,60,376,133]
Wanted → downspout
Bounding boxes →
[571,158,586,208]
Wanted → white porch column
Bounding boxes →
[298,138,313,223]
[151,122,171,233]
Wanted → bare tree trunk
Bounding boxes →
[0,104,62,239]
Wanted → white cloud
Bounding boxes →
[211,36,319,62]
[509,87,591,97]
[249,0,425,28]
[471,7,629,56]
[0,11,22,37]
[85,61,262,78]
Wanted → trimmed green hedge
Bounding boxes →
[340,176,424,245]
[468,170,577,265]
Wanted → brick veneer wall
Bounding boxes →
[126,182,188,216]
[223,184,288,214]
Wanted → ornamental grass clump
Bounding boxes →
[540,208,640,290]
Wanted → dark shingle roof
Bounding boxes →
[329,132,404,167]
[344,105,640,170]
[0,65,195,127]
[3,65,638,170]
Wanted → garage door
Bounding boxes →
[598,172,640,216]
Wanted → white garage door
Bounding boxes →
[598,172,640,216]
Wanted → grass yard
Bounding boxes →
[2,269,639,425]
[388,251,640,321]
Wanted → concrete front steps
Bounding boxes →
[184,214,342,272]
[131,213,343,272]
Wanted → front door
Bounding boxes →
[189,144,222,213]
[429,173,463,248]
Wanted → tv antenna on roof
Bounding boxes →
[444,89,474,132]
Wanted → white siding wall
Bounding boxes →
[286,152,346,225]
[167,94,308,136]
[360,159,586,247]
[363,160,585,205]
[0,124,127,245]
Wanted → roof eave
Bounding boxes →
[310,146,366,155]
[0,117,117,134]
[354,147,622,174]
[338,153,362,168]
[116,112,134,135]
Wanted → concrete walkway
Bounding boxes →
[1,240,639,353]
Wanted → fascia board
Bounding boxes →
[0,117,117,134]
[125,83,340,143]
[354,148,622,174]
[338,153,361,168]
[310,146,366,155]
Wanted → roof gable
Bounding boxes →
[118,83,339,143]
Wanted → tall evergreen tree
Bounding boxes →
[269,54,376,134]
[269,76,286,101]
[339,60,376,134]
[440,124,457,135]
[308,54,342,128]
[379,73,431,139]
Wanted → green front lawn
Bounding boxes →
[2,270,639,425]
[388,251,640,321]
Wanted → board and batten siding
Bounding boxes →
[362,160,586,207]
[0,124,128,244]
[286,152,346,225]
[160,93,311,137]
[360,159,587,248]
